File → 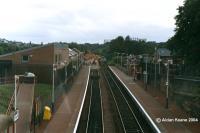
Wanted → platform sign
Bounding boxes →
[13,109,19,122]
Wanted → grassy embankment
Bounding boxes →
[0,84,14,113]
[0,84,52,114]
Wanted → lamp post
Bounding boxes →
[52,64,56,112]
[120,53,123,68]
[117,53,120,65]
[77,53,79,72]
[14,75,19,133]
[114,52,117,65]
[158,54,161,75]
[154,47,157,90]
[126,54,129,75]
[165,60,172,109]
[64,61,68,82]
[143,54,148,91]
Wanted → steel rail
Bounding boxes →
[99,76,105,133]
[104,68,144,133]
[86,69,103,133]
[107,69,145,133]
[102,69,126,132]
[86,80,93,132]
[109,66,161,133]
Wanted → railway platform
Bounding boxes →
[36,65,90,133]
[109,66,194,133]
[16,83,35,133]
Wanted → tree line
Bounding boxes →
[167,0,200,65]
[0,42,37,55]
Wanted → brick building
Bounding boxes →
[0,44,69,83]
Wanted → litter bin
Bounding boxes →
[43,106,51,120]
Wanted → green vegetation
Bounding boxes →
[35,84,52,104]
[102,36,159,62]
[167,0,200,65]
[0,41,38,55]
[68,42,102,53]
[0,84,14,113]
[67,36,161,63]
[0,83,51,114]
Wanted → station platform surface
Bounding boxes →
[36,65,89,133]
[16,83,35,133]
[109,66,196,133]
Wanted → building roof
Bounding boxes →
[73,48,81,53]
[69,48,78,57]
[0,44,51,58]
[157,48,171,57]
[0,43,68,58]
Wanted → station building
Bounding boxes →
[0,44,69,83]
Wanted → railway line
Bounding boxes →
[76,69,104,133]
[102,67,144,133]
[74,64,160,133]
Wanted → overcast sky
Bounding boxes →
[0,0,184,44]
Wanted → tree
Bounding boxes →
[167,0,200,64]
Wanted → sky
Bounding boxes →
[0,0,184,44]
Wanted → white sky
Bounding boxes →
[0,0,184,43]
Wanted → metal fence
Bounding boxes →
[34,62,83,124]
[115,62,200,119]
[140,63,200,119]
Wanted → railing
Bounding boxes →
[6,79,20,115]
[0,77,14,84]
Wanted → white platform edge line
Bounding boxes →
[109,66,161,133]
[73,66,91,133]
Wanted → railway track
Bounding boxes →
[76,69,104,133]
[102,65,158,133]
[75,64,160,133]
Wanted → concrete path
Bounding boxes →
[37,66,89,133]
[16,83,34,133]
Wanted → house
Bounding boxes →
[0,44,69,83]
[68,48,82,72]
[157,48,171,58]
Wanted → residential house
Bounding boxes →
[156,48,171,62]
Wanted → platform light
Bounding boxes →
[164,59,173,109]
